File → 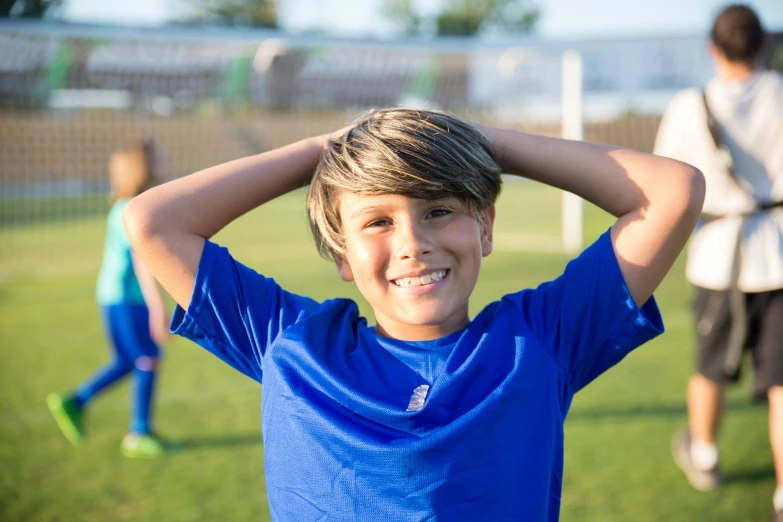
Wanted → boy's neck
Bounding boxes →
[716,60,757,82]
[374,312,470,342]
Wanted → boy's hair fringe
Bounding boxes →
[109,139,158,204]
[711,4,765,65]
[308,108,502,260]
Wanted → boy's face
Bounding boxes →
[336,192,494,341]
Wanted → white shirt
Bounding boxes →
[654,70,783,292]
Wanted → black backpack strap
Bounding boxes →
[701,90,783,221]
[702,91,736,178]
[700,90,746,377]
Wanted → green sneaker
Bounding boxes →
[46,392,84,447]
[120,433,179,459]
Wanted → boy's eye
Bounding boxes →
[427,208,452,219]
[366,218,391,228]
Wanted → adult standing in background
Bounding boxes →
[654,4,783,519]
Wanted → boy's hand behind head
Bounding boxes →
[469,123,506,167]
[317,123,359,155]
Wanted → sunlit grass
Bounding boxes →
[0,183,772,521]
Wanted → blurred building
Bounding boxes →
[0,19,780,221]
[2,20,780,117]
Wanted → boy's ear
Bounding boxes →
[334,254,355,282]
[707,42,725,63]
[480,204,496,257]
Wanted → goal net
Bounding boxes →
[0,26,592,253]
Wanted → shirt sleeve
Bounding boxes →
[170,240,320,383]
[505,229,664,392]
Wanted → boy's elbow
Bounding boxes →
[684,166,706,217]
[675,165,706,226]
[123,196,157,249]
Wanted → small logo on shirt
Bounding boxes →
[406,384,430,412]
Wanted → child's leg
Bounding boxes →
[120,305,162,436]
[689,286,733,449]
[130,355,159,435]
[74,358,133,409]
[672,373,725,490]
[769,387,783,490]
[672,287,731,490]
[73,306,134,408]
[750,290,783,511]
[47,306,132,446]
[119,306,175,458]
[687,373,724,446]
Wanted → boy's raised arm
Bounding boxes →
[481,126,705,306]
[123,135,331,311]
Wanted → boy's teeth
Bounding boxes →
[394,270,446,287]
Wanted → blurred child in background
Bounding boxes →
[47,140,173,459]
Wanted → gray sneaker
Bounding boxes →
[671,430,722,491]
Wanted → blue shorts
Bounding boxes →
[101,303,160,362]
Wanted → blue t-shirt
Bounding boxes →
[171,229,663,521]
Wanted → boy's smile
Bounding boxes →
[337,193,495,341]
[390,269,447,289]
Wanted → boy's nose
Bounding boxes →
[394,221,433,259]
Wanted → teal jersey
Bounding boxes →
[96,199,145,306]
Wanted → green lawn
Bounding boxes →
[0,182,772,521]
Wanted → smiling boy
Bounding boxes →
[124,109,704,520]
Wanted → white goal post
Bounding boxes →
[491,47,585,254]
[561,51,584,254]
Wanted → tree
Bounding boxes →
[383,0,539,37]
[0,0,62,18]
[178,0,277,29]
[382,0,423,36]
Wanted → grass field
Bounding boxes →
[0,182,773,521]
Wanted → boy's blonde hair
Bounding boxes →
[308,108,502,260]
[109,140,158,203]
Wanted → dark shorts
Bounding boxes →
[101,303,160,363]
[693,286,783,397]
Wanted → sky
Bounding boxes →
[61,0,783,41]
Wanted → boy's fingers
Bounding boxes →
[317,124,357,155]
[330,123,355,141]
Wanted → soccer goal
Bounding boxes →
[468,45,584,254]
[0,27,584,254]
[561,51,585,253]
